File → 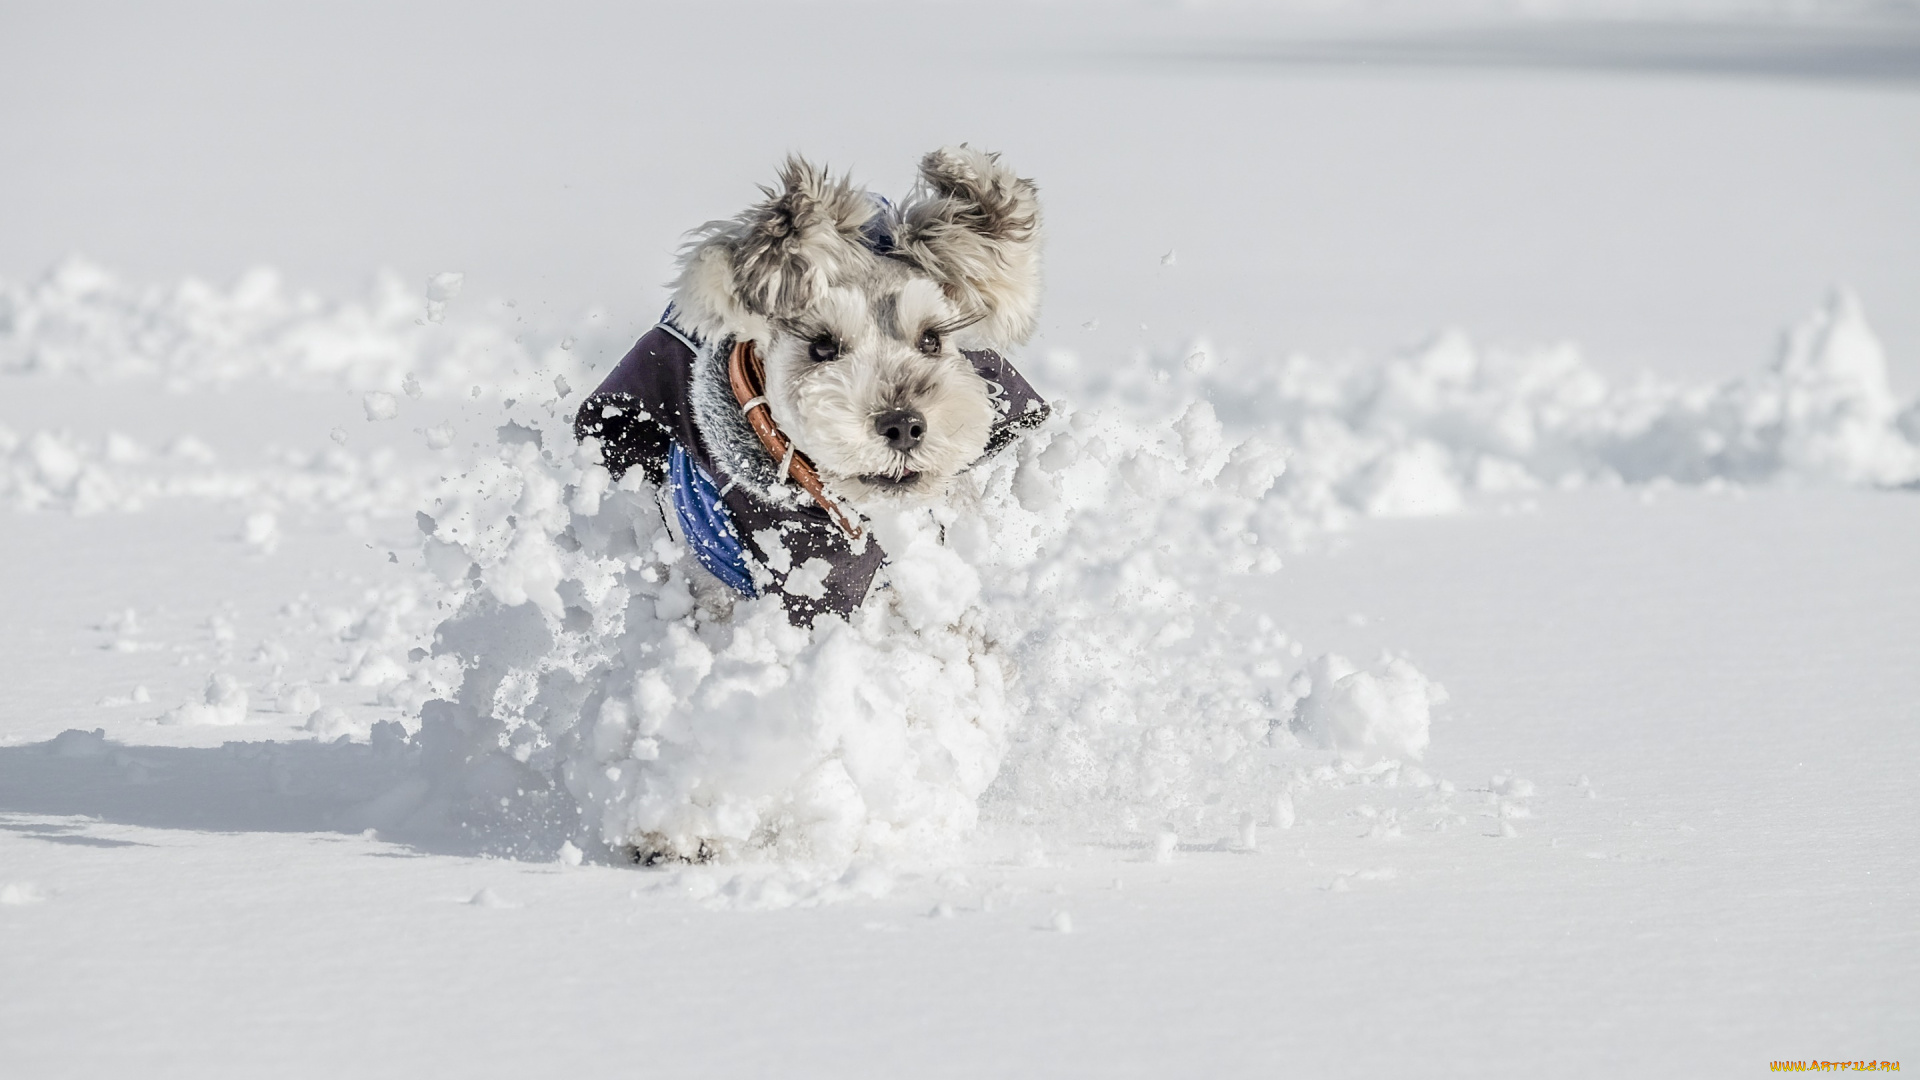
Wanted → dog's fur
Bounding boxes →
[574,149,1047,862]
[669,146,1042,502]
[575,147,1048,627]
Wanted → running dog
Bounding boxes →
[576,146,1050,623]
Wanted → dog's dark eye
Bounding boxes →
[917,329,941,355]
[809,336,840,363]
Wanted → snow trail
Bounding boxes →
[4,262,1916,891]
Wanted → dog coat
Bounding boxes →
[575,316,1049,623]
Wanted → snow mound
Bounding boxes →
[159,672,249,727]
[0,424,435,517]
[0,257,604,398]
[1048,289,1920,537]
[398,393,1354,873]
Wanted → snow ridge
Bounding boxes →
[1057,290,1920,538]
[5,263,1913,527]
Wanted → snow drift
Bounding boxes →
[4,261,1915,877]
[397,392,1388,873]
[4,261,1914,521]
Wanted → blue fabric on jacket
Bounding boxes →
[668,442,757,597]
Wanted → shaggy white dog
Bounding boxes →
[576,147,1050,623]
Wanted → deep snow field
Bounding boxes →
[4,2,1919,1077]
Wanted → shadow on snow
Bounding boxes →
[0,726,572,860]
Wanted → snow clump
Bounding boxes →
[363,391,399,421]
[1288,653,1447,766]
[161,673,250,726]
[422,271,464,324]
[397,392,1350,872]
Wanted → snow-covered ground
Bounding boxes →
[3,2,1917,1076]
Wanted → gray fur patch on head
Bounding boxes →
[671,158,878,344]
[891,145,1043,351]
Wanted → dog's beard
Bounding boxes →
[765,339,995,502]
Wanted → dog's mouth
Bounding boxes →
[857,470,921,489]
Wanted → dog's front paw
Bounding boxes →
[626,834,717,867]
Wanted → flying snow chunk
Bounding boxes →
[423,271,464,323]
[496,422,542,449]
[363,392,399,421]
[104,432,148,464]
[402,373,423,399]
[166,436,218,464]
[425,424,454,450]
[241,510,278,553]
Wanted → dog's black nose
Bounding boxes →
[873,409,926,452]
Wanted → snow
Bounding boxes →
[1292,652,1447,765]
[5,483,1915,1072]
[157,672,250,727]
[362,391,399,421]
[422,271,464,325]
[3,2,1918,1076]
[9,301,1911,1074]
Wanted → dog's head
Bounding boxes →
[670,146,1041,499]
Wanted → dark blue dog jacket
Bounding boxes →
[575,320,1048,623]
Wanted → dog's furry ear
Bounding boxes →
[893,146,1042,350]
[671,157,876,342]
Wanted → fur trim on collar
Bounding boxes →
[684,331,813,508]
